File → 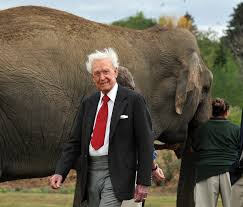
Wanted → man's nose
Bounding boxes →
[99,73,105,80]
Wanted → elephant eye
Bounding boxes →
[202,86,209,94]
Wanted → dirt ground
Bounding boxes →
[0,169,177,195]
[0,170,77,189]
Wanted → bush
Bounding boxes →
[162,151,180,183]
[229,105,242,125]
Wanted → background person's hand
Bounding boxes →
[152,165,165,184]
[134,184,149,202]
[49,174,63,189]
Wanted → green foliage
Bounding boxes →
[111,11,156,29]
[226,2,243,37]
[213,43,227,68]
[162,151,180,183]
[197,30,243,107]
[228,106,242,125]
[196,30,220,69]
[226,2,243,64]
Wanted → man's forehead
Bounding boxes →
[92,59,114,70]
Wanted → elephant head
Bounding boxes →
[128,27,213,146]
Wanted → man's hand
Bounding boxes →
[134,184,149,202]
[152,165,165,185]
[49,174,63,189]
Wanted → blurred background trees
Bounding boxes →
[226,2,243,67]
[111,11,156,29]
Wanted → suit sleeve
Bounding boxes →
[133,94,153,186]
[55,100,85,180]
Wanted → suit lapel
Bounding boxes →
[85,92,100,144]
[109,86,128,142]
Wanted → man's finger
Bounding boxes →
[50,179,58,189]
[50,175,62,189]
[56,179,61,188]
[134,192,147,202]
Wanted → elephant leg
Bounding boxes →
[176,151,195,207]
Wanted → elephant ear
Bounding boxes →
[175,51,202,115]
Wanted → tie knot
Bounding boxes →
[102,95,110,103]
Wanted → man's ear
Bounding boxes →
[91,73,97,85]
[224,110,229,118]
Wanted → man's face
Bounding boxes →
[92,59,118,94]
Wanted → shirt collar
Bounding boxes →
[210,117,227,120]
[100,82,118,103]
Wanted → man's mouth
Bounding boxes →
[100,82,108,86]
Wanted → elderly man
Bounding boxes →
[50,48,153,207]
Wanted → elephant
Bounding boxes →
[0,6,213,207]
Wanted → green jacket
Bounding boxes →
[192,118,240,182]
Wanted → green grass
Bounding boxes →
[0,192,223,207]
[229,105,242,125]
[0,192,73,207]
[146,195,177,207]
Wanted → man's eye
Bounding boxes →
[103,71,109,75]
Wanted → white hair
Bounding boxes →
[86,48,119,73]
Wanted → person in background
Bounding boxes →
[192,98,240,207]
[230,109,243,207]
[50,48,154,207]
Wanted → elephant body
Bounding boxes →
[0,6,212,207]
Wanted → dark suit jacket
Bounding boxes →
[55,85,153,203]
[230,109,243,185]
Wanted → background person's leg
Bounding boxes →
[194,175,220,207]
[231,174,243,207]
[219,172,231,207]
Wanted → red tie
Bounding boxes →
[91,95,110,150]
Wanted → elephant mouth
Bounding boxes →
[154,124,188,145]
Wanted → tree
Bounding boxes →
[177,16,192,30]
[226,2,243,67]
[158,12,198,34]
[183,12,198,35]
[111,11,156,30]
[197,30,243,106]
[213,43,227,70]
[158,16,177,29]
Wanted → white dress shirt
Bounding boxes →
[89,83,118,156]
